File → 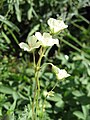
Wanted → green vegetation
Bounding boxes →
[0,0,90,120]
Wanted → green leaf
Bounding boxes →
[1,31,11,44]
[9,100,16,111]
[82,105,89,119]
[0,15,20,32]
[0,85,14,94]
[28,24,40,36]
[13,92,20,101]
[55,99,64,108]
[73,111,84,120]
[15,2,22,22]
[44,101,52,108]
[47,93,62,102]
[27,7,33,20]
[72,90,84,97]
[87,116,90,120]
[0,85,19,100]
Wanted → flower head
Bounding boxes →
[35,32,59,47]
[19,35,41,52]
[52,64,70,80]
[56,69,70,80]
[47,18,68,33]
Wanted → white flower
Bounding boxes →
[56,69,70,80]
[52,64,70,80]
[19,35,41,52]
[35,32,59,47]
[19,42,30,51]
[47,18,68,33]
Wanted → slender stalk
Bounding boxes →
[48,81,58,93]
[36,47,46,99]
[35,71,39,119]
[42,81,58,119]
[33,51,36,68]
[32,83,37,120]
[32,51,36,120]
[37,47,46,67]
[32,47,46,119]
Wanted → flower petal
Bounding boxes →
[19,42,30,51]
[27,35,37,46]
[35,32,42,41]
[52,38,59,46]
[43,32,52,39]
[27,35,41,51]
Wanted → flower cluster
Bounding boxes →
[19,18,68,52]
[19,18,70,80]
[19,32,59,51]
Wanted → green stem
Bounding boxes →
[33,51,36,68]
[49,81,58,93]
[32,51,36,120]
[33,47,46,119]
[36,47,46,100]
[35,71,39,119]
[42,81,58,119]
[37,47,46,67]
[32,84,37,120]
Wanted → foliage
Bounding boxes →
[0,0,90,120]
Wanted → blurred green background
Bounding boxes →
[0,0,90,120]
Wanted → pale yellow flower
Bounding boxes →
[56,69,70,80]
[47,18,68,33]
[35,32,59,47]
[19,35,41,52]
[19,42,30,51]
[52,64,70,80]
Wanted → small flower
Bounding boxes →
[47,18,68,33]
[19,35,41,52]
[35,32,59,47]
[56,69,70,80]
[52,64,70,80]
